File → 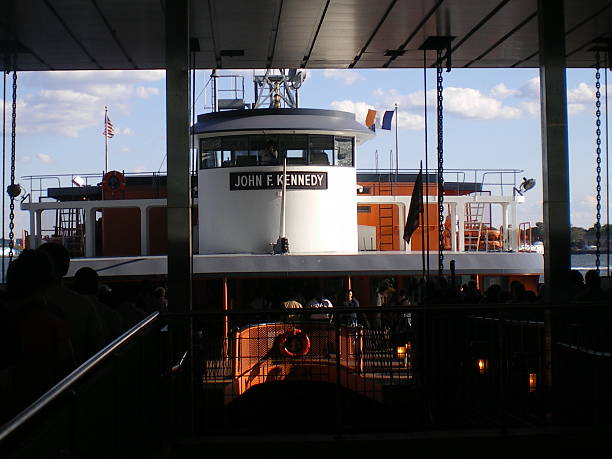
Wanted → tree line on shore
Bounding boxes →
[528,221,612,250]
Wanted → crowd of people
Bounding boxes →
[0,243,167,423]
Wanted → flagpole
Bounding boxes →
[394,103,398,182]
[104,106,108,173]
[420,161,426,280]
[423,51,430,280]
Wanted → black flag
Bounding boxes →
[403,167,424,244]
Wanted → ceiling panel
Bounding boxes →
[1,0,612,71]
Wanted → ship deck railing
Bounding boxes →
[2,304,611,456]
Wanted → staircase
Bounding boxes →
[377,182,395,251]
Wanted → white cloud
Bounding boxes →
[396,111,424,130]
[521,101,540,117]
[374,87,521,120]
[329,99,423,130]
[489,83,519,99]
[323,69,364,86]
[16,70,163,137]
[568,103,585,115]
[136,86,159,98]
[19,155,31,163]
[37,153,51,163]
[121,127,134,135]
[517,77,540,99]
[443,87,521,120]
[329,100,375,126]
[568,82,594,103]
[120,147,130,153]
[44,70,164,83]
[133,165,147,173]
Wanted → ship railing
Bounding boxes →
[0,312,170,458]
[3,304,611,450]
[20,170,184,203]
[357,168,523,197]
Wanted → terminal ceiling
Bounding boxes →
[1,0,612,72]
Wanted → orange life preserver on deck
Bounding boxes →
[102,170,126,194]
[277,328,311,357]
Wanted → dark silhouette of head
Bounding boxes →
[569,270,584,287]
[73,267,99,295]
[6,249,54,299]
[585,269,601,289]
[38,242,70,281]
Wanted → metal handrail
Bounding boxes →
[0,311,160,443]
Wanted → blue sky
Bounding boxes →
[1,67,608,237]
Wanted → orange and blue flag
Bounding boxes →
[365,109,377,130]
[382,110,394,130]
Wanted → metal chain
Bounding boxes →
[8,68,16,263]
[436,49,444,277]
[595,56,602,273]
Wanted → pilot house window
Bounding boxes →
[200,134,355,169]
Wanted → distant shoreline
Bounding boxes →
[571,249,612,254]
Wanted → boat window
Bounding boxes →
[334,136,353,167]
[200,134,355,169]
[280,134,307,165]
[222,136,250,167]
[200,137,221,169]
[250,135,279,165]
[309,135,333,165]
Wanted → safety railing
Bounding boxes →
[0,312,171,458]
[357,168,523,197]
[167,303,612,435]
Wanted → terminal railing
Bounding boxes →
[2,304,611,455]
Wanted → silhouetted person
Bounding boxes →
[2,249,75,418]
[73,267,122,343]
[508,280,526,303]
[38,242,104,364]
[481,284,502,304]
[575,269,607,302]
[569,269,586,299]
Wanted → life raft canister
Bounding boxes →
[278,328,311,357]
[102,170,126,194]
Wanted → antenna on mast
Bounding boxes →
[253,69,306,109]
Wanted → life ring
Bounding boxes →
[278,328,310,357]
[102,170,126,193]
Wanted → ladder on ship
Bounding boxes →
[464,202,485,251]
[55,208,85,256]
[377,182,395,251]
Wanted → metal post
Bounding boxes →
[538,0,571,303]
[165,0,192,313]
[165,0,193,434]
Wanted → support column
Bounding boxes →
[457,200,465,252]
[165,0,192,313]
[35,211,42,249]
[140,206,149,256]
[501,203,509,250]
[538,0,571,303]
[449,203,457,252]
[85,208,96,257]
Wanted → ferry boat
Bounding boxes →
[19,71,543,306]
[14,70,546,430]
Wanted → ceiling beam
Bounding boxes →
[348,0,397,69]
[43,0,103,69]
[511,2,612,68]
[300,0,330,68]
[266,0,284,69]
[432,0,510,68]
[90,0,139,69]
[382,0,444,68]
[464,10,536,67]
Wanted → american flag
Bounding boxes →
[103,115,115,138]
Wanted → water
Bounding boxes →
[571,253,612,276]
